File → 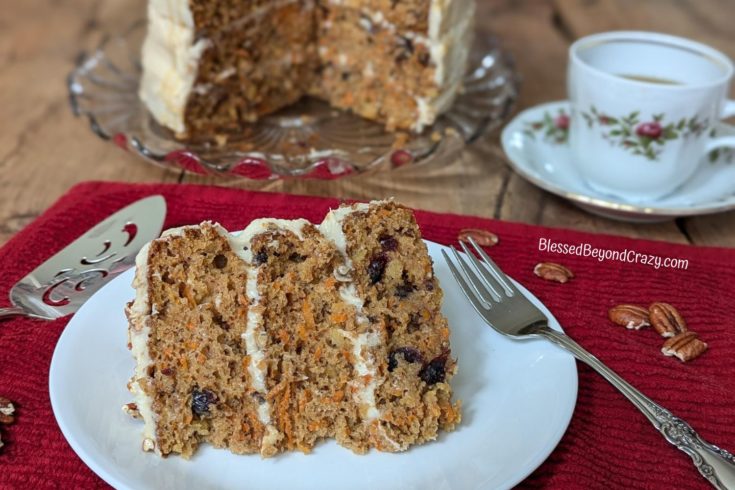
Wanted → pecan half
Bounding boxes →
[458,228,499,248]
[533,262,574,283]
[0,397,14,425]
[649,302,687,338]
[142,438,156,452]
[661,331,707,362]
[122,402,141,420]
[608,304,650,330]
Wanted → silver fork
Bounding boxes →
[442,237,735,490]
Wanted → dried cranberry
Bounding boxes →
[388,347,423,371]
[289,253,306,262]
[191,387,217,416]
[161,367,174,376]
[419,353,449,385]
[253,250,268,265]
[213,315,230,330]
[395,282,414,298]
[394,37,414,63]
[379,235,398,252]
[390,150,413,167]
[367,253,388,284]
[213,254,228,269]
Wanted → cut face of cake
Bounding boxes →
[126,222,261,457]
[126,201,460,458]
[139,0,475,137]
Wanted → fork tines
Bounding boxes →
[442,237,518,310]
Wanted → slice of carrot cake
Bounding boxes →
[125,200,460,458]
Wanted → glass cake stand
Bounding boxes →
[68,21,519,180]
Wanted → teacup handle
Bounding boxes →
[705,100,735,153]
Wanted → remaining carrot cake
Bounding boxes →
[125,200,460,458]
[139,0,475,138]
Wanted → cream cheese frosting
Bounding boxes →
[126,240,159,453]
[139,0,211,135]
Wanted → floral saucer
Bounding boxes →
[501,101,735,223]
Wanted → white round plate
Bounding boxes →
[50,240,578,490]
[501,100,735,223]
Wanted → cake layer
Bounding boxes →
[126,222,263,458]
[184,2,318,136]
[238,219,377,455]
[321,201,461,451]
[313,5,438,131]
[190,0,278,31]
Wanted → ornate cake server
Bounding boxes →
[0,195,166,320]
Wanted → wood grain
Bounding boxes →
[0,0,732,247]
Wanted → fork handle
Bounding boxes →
[538,326,735,490]
[0,306,27,319]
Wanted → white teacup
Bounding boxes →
[568,31,735,202]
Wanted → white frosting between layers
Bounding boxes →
[428,0,475,87]
[127,240,158,453]
[344,330,382,420]
[139,0,211,135]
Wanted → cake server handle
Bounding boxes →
[0,306,28,319]
[543,328,735,490]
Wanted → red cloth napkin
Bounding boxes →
[1,182,734,489]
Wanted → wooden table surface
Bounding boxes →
[2,0,735,247]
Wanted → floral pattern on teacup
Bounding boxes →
[580,106,708,161]
[523,109,570,144]
[708,128,735,163]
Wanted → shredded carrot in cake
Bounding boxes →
[296,324,308,342]
[278,328,291,345]
[302,300,315,330]
[330,311,348,324]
